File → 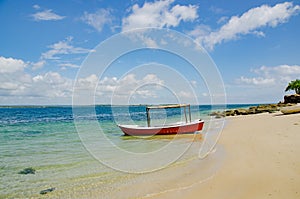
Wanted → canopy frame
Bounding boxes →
[146,104,192,127]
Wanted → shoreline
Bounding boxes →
[146,112,300,199]
[2,109,299,198]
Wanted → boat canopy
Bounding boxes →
[146,104,192,127]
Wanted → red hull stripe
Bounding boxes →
[119,120,204,136]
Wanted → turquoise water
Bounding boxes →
[0,104,254,198]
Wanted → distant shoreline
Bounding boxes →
[0,103,266,109]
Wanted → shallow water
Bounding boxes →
[0,104,253,198]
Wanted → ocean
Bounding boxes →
[0,104,255,198]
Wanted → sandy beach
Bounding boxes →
[2,108,299,198]
[148,112,300,199]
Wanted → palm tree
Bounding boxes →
[285,79,300,94]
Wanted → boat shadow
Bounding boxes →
[273,112,300,117]
[120,133,203,142]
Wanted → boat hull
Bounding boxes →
[118,120,204,136]
[280,104,300,114]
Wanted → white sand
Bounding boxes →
[148,112,300,199]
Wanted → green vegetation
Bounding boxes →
[18,167,36,174]
[40,187,55,195]
[285,79,300,94]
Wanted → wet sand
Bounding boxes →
[147,112,300,199]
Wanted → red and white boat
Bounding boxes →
[118,104,204,136]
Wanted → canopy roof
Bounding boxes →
[146,104,190,110]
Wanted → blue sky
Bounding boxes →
[0,0,300,105]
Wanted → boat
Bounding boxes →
[280,104,300,114]
[118,104,204,136]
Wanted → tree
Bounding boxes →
[285,79,300,94]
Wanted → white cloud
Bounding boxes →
[0,56,197,104]
[230,64,300,103]
[98,73,164,97]
[32,72,66,84]
[34,37,92,71]
[237,64,300,87]
[253,64,300,77]
[98,74,162,100]
[0,56,26,73]
[30,72,72,97]
[76,74,99,90]
[72,73,165,104]
[3,71,72,99]
[177,91,192,98]
[0,71,164,104]
[134,90,157,98]
[59,63,80,70]
[121,30,161,48]
[217,16,229,24]
[188,24,211,39]
[122,0,198,31]
[0,82,19,90]
[142,36,159,48]
[192,2,300,50]
[238,76,275,86]
[210,6,226,14]
[190,80,197,87]
[33,4,40,10]
[142,73,163,83]
[0,56,74,104]
[81,9,113,32]
[32,9,65,21]
[32,60,46,70]
[41,37,92,60]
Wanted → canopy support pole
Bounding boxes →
[146,107,151,127]
[188,104,191,122]
[184,106,188,123]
